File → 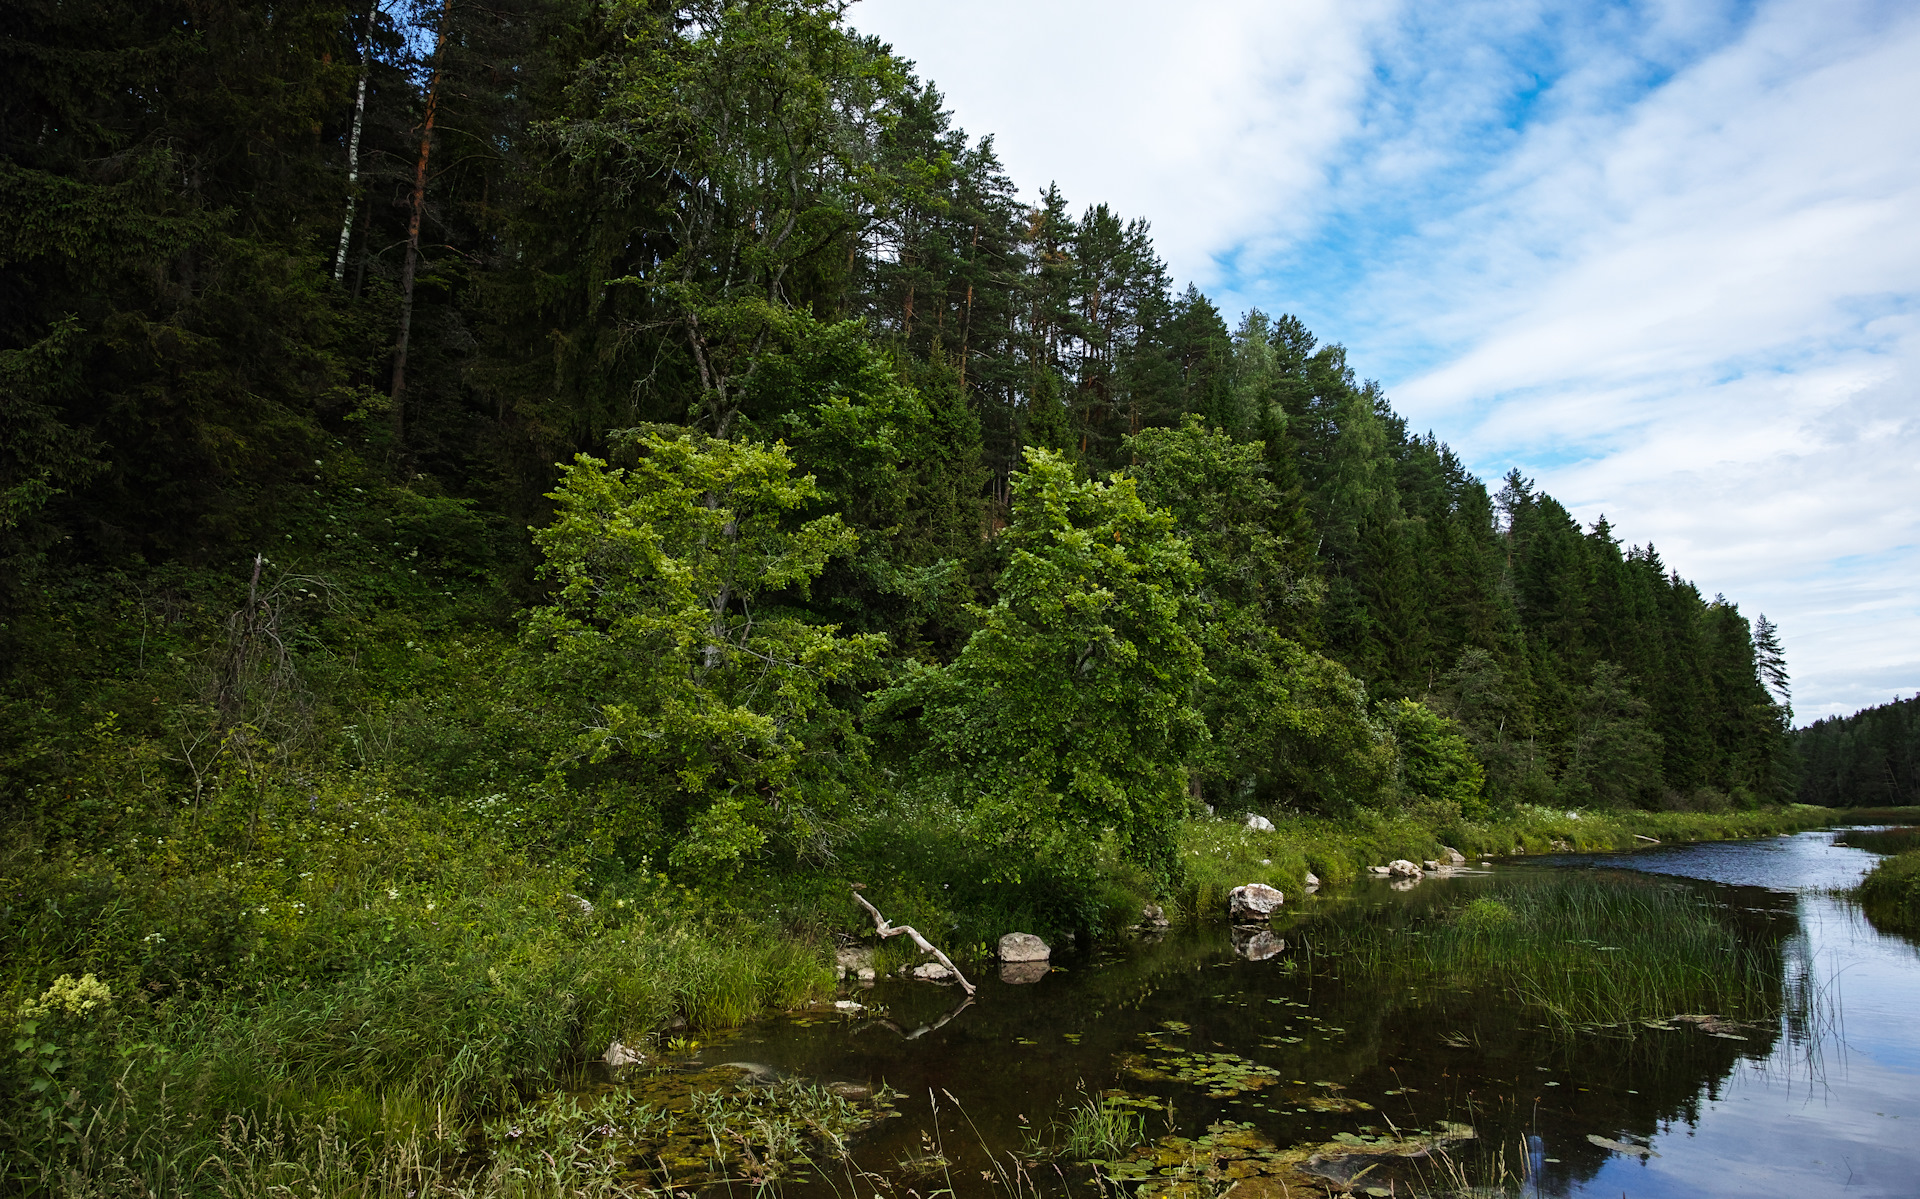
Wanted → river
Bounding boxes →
[599,829,1920,1197]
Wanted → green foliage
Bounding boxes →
[522,431,886,876]
[1379,698,1487,818]
[874,448,1208,885]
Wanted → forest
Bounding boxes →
[0,0,1804,1190]
[1796,694,1920,807]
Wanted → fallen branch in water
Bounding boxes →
[851,889,976,996]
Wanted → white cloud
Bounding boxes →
[847,0,1394,282]
[1377,0,1920,720]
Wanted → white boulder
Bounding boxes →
[998,932,1051,962]
[1227,882,1285,922]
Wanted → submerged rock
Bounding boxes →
[1586,1133,1658,1157]
[1244,813,1275,832]
[998,931,1051,962]
[1227,882,1285,922]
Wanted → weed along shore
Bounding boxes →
[1,800,1868,1197]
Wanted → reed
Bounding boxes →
[1856,848,1920,936]
[1304,876,1784,1031]
[1836,826,1920,855]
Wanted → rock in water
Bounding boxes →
[1244,813,1275,832]
[1304,871,1321,888]
[1139,904,1171,930]
[999,960,1049,985]
[998,932,1051,962]
[1387,859,1422,878]
[603,1040,644,1068]
[1441,846,1466,865]
[906,961,955,983]
[1227,882,1285,922]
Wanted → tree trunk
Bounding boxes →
[332,6,376,282]
[390,0,454,443]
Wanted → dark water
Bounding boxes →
[671,830,1920,1197]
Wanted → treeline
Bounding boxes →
[2,0,1792,882]
[1796,695,1920,807]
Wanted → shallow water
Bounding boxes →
[630,830,1920,1197]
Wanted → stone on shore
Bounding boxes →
[1244,813,1275,832]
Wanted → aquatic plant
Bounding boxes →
[1305,876,1785,1032]
[1058,1090,1150,1160]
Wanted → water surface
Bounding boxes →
[644,830,1920,1196]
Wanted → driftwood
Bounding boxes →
[851,890,977,996]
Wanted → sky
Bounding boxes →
[848,0,1920,725]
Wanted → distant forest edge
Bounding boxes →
[1795,696,1920,808]
[3,0,1796,872]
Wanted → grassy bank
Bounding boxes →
[0,784,1846,1196]
[1841,820,1920,937]
[1166,803,1836,921]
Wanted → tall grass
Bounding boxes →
[1856,848,1920,936]
[1836,826,1920,855]
[0,775,835,1197]
[1304,877,1784,1031]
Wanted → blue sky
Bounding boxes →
[850,0,1920,724]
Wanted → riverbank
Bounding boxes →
[1168,803,1839,922]
[1847,824,1920,935]
[0,799,1860,1195]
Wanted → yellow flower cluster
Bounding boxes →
[19,973,113,1020]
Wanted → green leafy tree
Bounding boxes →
[1126,419,1396,816]
[522,431,886,877]
[1378,698,1487,818]
[588,0,902,436]
[872,448,1207,885]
